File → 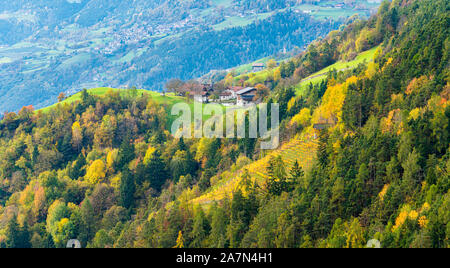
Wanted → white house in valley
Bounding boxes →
[193,91,210,103]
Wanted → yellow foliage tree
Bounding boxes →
[106,149,119,171]
[392,205,419,232]
[418,216,429,228]
[71,121,83,151]
[356,28,378,53]
[273,68,281,82]
[224,73,234,87]
[408,108,421,121]
[365,61,378,78]
[390,93,404,108]
[378,184,390,201]
[195,138,211,162]
[85,159,106,184]
[287,97,296,113]
[393,211,408,231]
[291,108,312,128]
[57,218,70,233]
[420,202,430,213]
[408,210,419,220]
[313,76,357,125]
[33,186,46,220]
[173,231,184,248]
[382,57,393,71]
[143,146,157,166]
[380,109,403,134]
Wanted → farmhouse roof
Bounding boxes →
[236,87,257,95]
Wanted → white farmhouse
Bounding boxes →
[236,87,257,106]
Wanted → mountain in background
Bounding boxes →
[0,0,381,112]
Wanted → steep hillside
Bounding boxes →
[153,0,449,248]
[295,45,379,93]
[230,45,379,95]
[192,137,319,206]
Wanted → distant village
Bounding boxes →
[88,1,380,57]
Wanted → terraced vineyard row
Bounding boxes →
[192,137,319,205]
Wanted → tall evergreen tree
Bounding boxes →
[116,137,135,171]
[290,160,304,187]
[5,216,31,248]
[120,168,135,209]
[147,150,168,191]
[80,198,96,244]
[190,208,209,248]
[69,154,86,180]
[209,203,228,248]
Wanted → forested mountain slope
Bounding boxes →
[0,0,448,248]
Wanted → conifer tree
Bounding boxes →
[190,208,209,248]
[5,216,31,248]
[209,204,228,248]
[69,154,86,180]
[80,198,96,243]
[116,137,135,171]
[120,168,135,209]
[290,160,304,184]
[5,216,20,248]
[146,150,168,191]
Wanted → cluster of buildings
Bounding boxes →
[193,85,258,107]
[152,17,198,36]
[221,86,259,106]
[93,16,200,56]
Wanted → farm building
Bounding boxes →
[236,87,257,106]
[252,62,265,72]
[193,91,210,103]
